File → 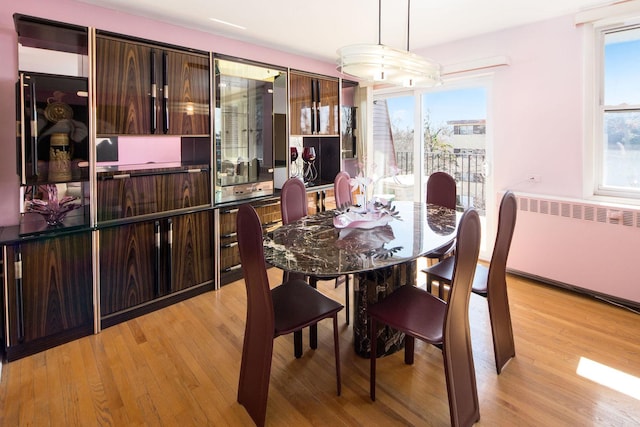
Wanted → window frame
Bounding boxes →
[590,18,640,202]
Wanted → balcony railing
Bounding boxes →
[394,151,486,214]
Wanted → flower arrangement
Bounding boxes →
[349,157,401,211]
[27,184,82,226]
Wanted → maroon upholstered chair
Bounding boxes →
[427,171,457,210]
[368,208,481,427]
[280,177,308,225]
[236,203,343,427]
[279,177,308,286]
[280,177,312,356]
[423,191,518,374]
[334,171,353,209]
[422,171,457,294]
[332,171,353,324]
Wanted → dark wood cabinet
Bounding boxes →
[171,211,213,292]
[96,165,210,222]
[306,187,335,215]
[95,35,210,136]
[289,72,339,136]
[218,199,281,285]
[4,232,93,361]
[99,220,156,316]
[100,210,213,323]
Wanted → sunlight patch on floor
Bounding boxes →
[577,356,640,400]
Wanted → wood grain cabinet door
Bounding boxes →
[317,78,339,135]
[289,72,339,136]
[99,221,157,315]
[6,233,93,347]
[95,36,210,136]
[96,36,153,135]
[165,50,210,136]
[289,72,314,135]
[99,212,212,316]
[170,211,213,292]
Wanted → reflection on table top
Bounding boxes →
[264,201,458,277]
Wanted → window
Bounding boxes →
[596,24,640,198]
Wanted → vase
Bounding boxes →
[48,133,72,181]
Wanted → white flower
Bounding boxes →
[350,172,373,194]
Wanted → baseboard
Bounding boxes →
[507,268,640,314]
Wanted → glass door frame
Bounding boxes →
[371,77,494,259]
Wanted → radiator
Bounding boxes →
[507,193,640,307]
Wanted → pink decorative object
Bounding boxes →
[333,211,393,229]
[28,184,82,226]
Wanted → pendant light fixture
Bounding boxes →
[337,0,441,87]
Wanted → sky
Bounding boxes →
[605,38,640,107]
[385,87,487,131]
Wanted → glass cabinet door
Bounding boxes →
[17,72,89,185]
[214,57,287,203]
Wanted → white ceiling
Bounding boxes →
[79,0,615,63]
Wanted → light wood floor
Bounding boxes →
[1,268,639,426]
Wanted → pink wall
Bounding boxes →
[0,0,340,226]
[417,16,640,304]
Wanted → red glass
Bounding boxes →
[302,146,316,162]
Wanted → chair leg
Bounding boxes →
[345,275,350,326]
[294,330,302,358]
[334,275,350,326]
[333,315,342,396]
[404,335,415,365]
[309,276,318,349]
[426,272,434,294]
[369,317,377,401]
[438,280,446,300]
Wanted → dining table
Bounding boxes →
[263,200,459,357]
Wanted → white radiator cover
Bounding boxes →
[507,193,640,305]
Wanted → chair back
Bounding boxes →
[281,178,308,225]
[487,191,517,293]
[236,203,275,425]
[427,171,457,210]
[334,171,353,208]
[443,208,481,427]
[486,191,518,374]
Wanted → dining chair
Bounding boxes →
[422,171,457,295]
[236,203,343,427]
[280,177,308,225]
[423,191,518,374]
[332,171,352,324]
[334,171,353,209]
[425,171,456,257]
[368,208,481,427]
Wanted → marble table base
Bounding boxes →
[353,260,417,358]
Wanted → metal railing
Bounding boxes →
[395,151,486,214]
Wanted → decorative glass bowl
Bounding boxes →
[27,184,82,226]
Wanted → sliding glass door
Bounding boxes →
[371,81,491,253]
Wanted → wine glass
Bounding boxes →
[302,147,317,183]
[302,147,316,163]
[290,147,300,177]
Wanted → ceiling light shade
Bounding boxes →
[337,43,441,87]
[336,0,441,88]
